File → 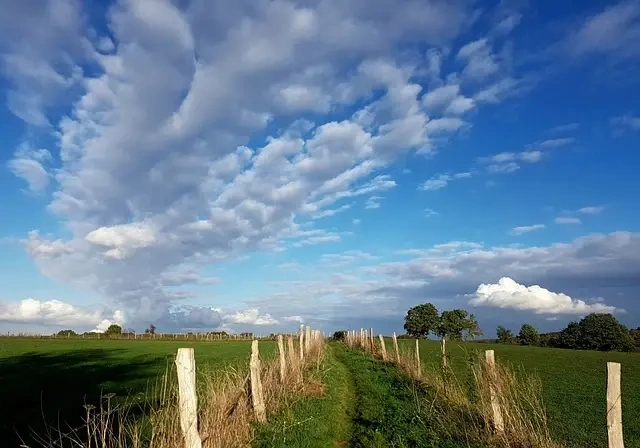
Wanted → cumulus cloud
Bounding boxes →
[0,298,125,332]
[470,277,620,315]
[8,143,53,192]
[223,309,278,325]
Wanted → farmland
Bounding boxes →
[398,338,640,448]
[0,338,275,447]
[2,336,640,447]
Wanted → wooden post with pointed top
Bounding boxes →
[250,340,267,423]
[485,350,504,433]
[392,332,400,363]
[175,348,202,448]
[378,334,388,361]
[607,362,624,448]
[415,339,422,378]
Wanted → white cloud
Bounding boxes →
[546,123,580,134]
[510,224,545,236]
[578,205,605,215]
[470,277,620,315]
[566,1,640,60]
[223,308,278,325]
[8,143,53,192]
[611,115,640,132]
[555,217,581,225]
[424,208,439,217]
[283,315,304,323]
[364,195,382,209]
[419,172,471,191]
[2,0,553,331]
[422,83,475,116]
[0,298,125,331]
[321,250,377,266]
[457,38,500,80]
[536,137,575,149]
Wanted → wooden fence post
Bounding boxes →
[607,362,624,448]
[485,350,504,433]
[277,335,286,382]
[369,328,374,352]
[175,348,203,448]
[392,332,400,363]
[441,338,447,369]
[378,334,388,361]
[305,326,312,354]
[415,339,422,378]
[299,325,305,362]
[250,340,267,423]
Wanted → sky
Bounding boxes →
[0,0,639,336]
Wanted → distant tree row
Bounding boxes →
[404,303,482,340]
[496,313,640,352]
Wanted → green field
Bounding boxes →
[0,338,275,447]
[397,339,640,448]
[2,337,639,448]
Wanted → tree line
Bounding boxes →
[403,303,482,340]
[496,313,640,352]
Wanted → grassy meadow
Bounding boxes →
[0,338,275,447]
[397,338,640,448]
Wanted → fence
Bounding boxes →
[345,328,626,448]
[174,325,324,448]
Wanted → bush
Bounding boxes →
[496,326,516,344]
[332,330,347,341]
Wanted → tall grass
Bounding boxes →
[34,335,325,448]
[346,333,563,448]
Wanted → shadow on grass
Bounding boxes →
[0,349,166,447]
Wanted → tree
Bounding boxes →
[404,303,439,338]
[437,309,473,340]
[145,324,156,335]
[518,324,540,346]
[105,324,122,335]
[332,330,347,341]
[57,329,77,337]
[463,313,483,340]
[496,326,515,344]
[572,313,633,352]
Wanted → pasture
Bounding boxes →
[398,338,640,448]
[0,338,275,447]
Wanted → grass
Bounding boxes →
[398,339,640,448]
[0,338,275,447]
[333,344,472,448]
[254,344,353,447]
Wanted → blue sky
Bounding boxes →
[0,0,639,335]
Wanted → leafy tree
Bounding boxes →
[437,309,474,340]
[573,313,633,352]
[332,330,347,341]
[629,328,640,351]
[464,313,483,340]
[105,324,122,335]
[57,329,77,337]
[518,324,540,346]
[404,303,439,338]
[144,324,156,335]
[496,326,515,344]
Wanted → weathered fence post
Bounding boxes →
[277,334,286,382]
[250,340,267,423]
[299,325,305,362]
[175,348,202,448]
[441,338,447,369]
[607,362,624,448]
[287,336,296,374]
[392,332,400,363]
[378,334,388,361]
[415,339,422,377]
[485,350,504,433]
[369,328,374,352]
[305,326,312,354]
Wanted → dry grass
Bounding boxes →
[34,335,325,448]
[346,333,563,448]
